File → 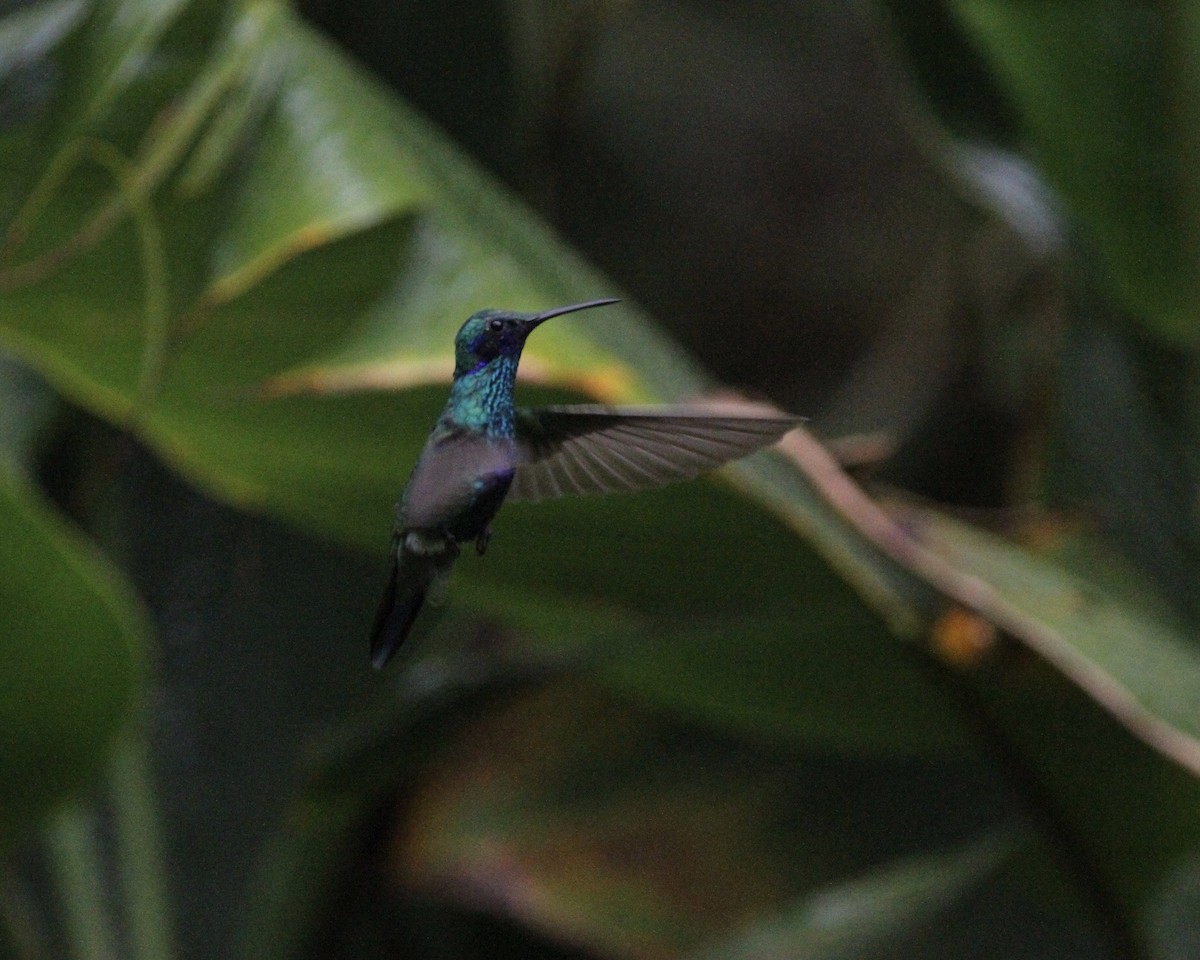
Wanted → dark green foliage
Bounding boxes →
[1,1,1198,959]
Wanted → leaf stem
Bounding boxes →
[108,733,176,960]
[44,803,118,960]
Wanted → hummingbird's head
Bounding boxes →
[452,298,618,378]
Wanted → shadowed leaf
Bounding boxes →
[0,467,142,843]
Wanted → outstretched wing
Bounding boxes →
[509,404,801,502]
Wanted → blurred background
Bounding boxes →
[2,1,1199,958]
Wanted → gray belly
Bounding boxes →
[401,435,518,535]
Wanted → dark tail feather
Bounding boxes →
[369,553,427,669]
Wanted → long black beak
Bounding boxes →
[529,297,619,328]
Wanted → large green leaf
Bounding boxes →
[966,657,1200,949]
[950,0,1200,342]
[592,607,970,759]
[0,466,142,843]
[887,502,1200,774]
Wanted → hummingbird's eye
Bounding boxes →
[488,318,504,333]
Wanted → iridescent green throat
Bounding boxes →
[442,353,520,437]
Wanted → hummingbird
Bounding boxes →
[370,298,801,668]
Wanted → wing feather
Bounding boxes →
[509,405,801,502]
[559,444,596,492]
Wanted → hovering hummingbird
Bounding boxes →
[370,298,800,667]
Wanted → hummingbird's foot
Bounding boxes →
[475,528,492,555]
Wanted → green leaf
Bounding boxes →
[966,657,1200,939]
[950,0,1200,342]
[0,466,142,844]
[593,608,971,760]
[889,502,1200,775]
[202,14,430,302]
[56,0,192,137]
